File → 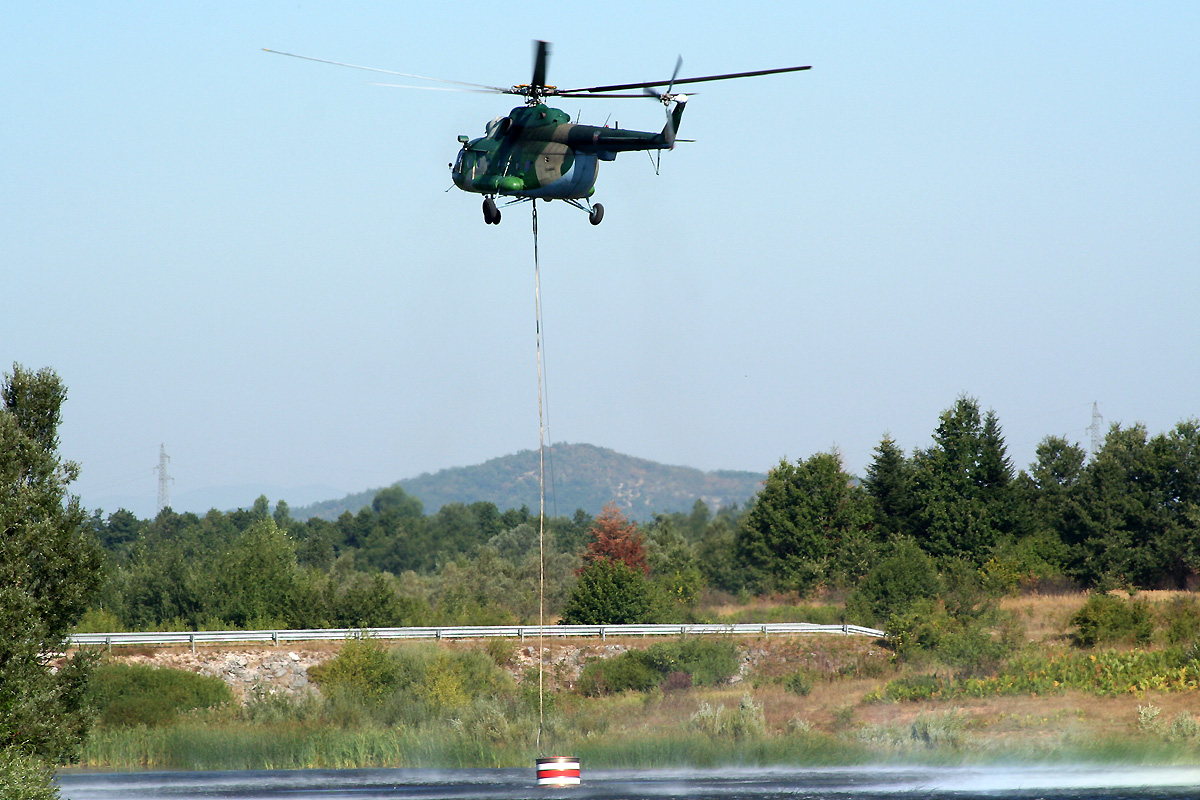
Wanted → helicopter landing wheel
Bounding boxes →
[588,203,604,226]
[483,197,500,225]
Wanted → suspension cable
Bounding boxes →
[533,198,546,754]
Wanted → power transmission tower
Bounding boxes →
[154,444,174,515]
[1087,402,1104,458]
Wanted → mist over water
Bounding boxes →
[58,765,1200,799]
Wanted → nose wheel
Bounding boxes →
[483,197,500,225]
[588,203,604,226]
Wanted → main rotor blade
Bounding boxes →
[368,82,508,94]
[666,55,683,96]
[263,48,510,92]
[531,40,549,89]
[561,64,811,94]
[554,92,678,99]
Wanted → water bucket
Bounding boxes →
[536,756,581,787]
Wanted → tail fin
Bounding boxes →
[660,95,687,148]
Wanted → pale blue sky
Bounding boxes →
[4,2,1198,518]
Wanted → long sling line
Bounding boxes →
[533,198,546,754]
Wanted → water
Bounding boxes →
[57,765,1200,799]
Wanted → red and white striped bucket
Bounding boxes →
[536,756,581,787]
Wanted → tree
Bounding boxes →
[214,518,301,627]
[735,451,871,593]
[1058,422,1200,588]
[559,559,658,624]
[910,397,1014,561]
[863,435,916,538]
[371,485,423,518]
[579,503,648,575]
[0,365,104,774]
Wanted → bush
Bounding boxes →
[1070,593,1154,648]
[89,662,232,727]
[308,638,401,704]
[784,670,814,696]
[1161,597,1200,645]
[846,538,940,624]
[688,694,766,740]
[910,709,967,749]
[576,638,740,696]
[576,652,661,696]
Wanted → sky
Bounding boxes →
[4,2,1198,519]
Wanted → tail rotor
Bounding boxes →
[643,56,684,173]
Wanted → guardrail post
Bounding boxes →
[762,624,768,639]
[189,633,195,654]
[600,627,605,641]
[272,631,278,647]
[436,628,442,640]
[519,628,525,642]
[106,636,111,656]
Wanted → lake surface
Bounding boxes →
[60,762,1200,800]
[57,764,1200,799]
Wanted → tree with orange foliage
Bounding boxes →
[578,502,648,575]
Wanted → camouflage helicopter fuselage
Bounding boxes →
[451,101,685,200]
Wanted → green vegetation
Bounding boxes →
[867,647,1200,702]
[3,370,1196,771]
[82,394,1200,639]
[576,638,740,695]
[1069,593,1155,647]
[0,748,60,800]
[88,663,232,727]
[2,365,104,798]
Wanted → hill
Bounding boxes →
[291,443,765,522]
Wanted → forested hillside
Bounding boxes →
[291,443,766,522]
[81,395,1200,639]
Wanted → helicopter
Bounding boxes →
[264,42,809,225]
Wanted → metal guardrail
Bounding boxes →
[71,622,885,650]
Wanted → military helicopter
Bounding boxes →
[265,42,809,225]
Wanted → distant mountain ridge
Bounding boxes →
[291,443,766,522]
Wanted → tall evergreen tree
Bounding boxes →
[863,435,916,537]
[735,451,870,593]
[1059,422,1200,588]
[910,396,1014,560]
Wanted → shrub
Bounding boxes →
[389,644,513,714]
[784,670,813,696]
[483,637,516,668]
[1170,712,1200,742]
[1137,703,1163,734]
[308,638,401,703]
[688,694,766,740]
[575,638,740,696]
[576,652,661,696]
[655,639,740,687]
[1161,597,1200,645]
[885,595,1018,676]
[89,662,232,727]
[847,538,940,624]
[910,709,967,749]
[1070,593,1153,648]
